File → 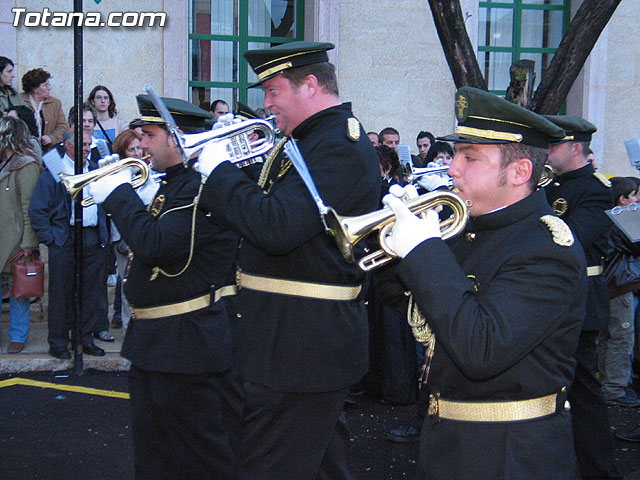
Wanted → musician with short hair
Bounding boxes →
[85,97,239,479]
[383,87,587,479]
[195,41,381,479]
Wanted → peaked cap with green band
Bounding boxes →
[244,41,334,88]
[543,115,597,144]
[438,87,565,148]
[131,95,213,129]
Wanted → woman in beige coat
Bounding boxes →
[0,116,41,353]
[20,68,68,153]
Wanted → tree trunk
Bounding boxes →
[428,0,487,90]
[504,60,536,108]
[532,0,622,114]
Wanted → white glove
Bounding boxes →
[98,154,120,167]
[417,174,450,192]
[212,113,241,130]
[86,168,132,204]
[136,173,161,206]
[194,140,232,178]
[388,184,419,202]
[382,193,441,258]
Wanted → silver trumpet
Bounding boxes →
[180,118,277,163]
[407,165,453,188]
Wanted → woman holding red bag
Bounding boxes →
[0,116,41,353]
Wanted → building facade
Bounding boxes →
[2,0,639,175]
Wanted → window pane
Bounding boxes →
[478,51,513,91]
[191,40,237,82]
[521,8,564,49]
[248,0,298,38]
[479,8,514,48]
[191,87,235,112]
[192,0,236,35]
[523,0,564,5]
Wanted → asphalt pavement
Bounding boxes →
[1,371,639,480]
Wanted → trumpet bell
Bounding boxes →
[181,118,277,163]
[327,190,469,271]
[60,157,150,207]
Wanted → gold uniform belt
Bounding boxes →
[130,285,238,320]
[238,271,361,301]
[428,391,564,422]
[587,266,603,277]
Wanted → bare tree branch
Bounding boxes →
[428,0,487,90]
[532,0,622,114]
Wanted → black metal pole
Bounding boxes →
[72,0,84,375]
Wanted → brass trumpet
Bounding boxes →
[60,157,150,207]
[325,190,468,271]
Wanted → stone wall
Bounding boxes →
[335,0,457,153]
[601,0,640,177]
[8,0,165,125]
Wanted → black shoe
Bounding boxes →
[344,394,359,406]
[94,331,115,342]
[111,316,122,328]
[83,343,105,356]
[49,347,71,360]
[615,426,640,442]
[606,392,640,407]
[386,424,422,443]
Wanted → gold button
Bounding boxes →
[554,182,560,187]
[236,313,242,318]
[465,233,476,241]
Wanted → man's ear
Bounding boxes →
[511,158,532,187]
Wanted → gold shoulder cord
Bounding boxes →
[408,295,436,385]
[149,181,204,281]
[258,137,288,191]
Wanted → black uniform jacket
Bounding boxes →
[545,163,612,330]
[103,164,238,374]
[200,103,381,393]
[398,190,587,479]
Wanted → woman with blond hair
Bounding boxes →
[0,116,41,353]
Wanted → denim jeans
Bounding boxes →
[0,274,31,343]
[598,291,635,399]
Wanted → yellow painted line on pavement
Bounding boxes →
[0,377,130,399]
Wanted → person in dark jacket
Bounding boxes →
[598,176,640,407]
[195,41,381,479]
[544,115,622,479]
[28,128,108,359]
[383,87,587,479]
[85,97,239,479]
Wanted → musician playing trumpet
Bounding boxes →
[382,87,588,480]
[85,97,240,479]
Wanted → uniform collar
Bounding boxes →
[291,102,351,140]
[556,162,593,181]
[163,162,188,179]
[467,189,549,232]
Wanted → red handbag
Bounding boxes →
[9,250,45,299]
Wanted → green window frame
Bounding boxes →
[189,1,305,109]
[478,0,571,96]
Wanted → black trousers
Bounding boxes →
[569,330,622,479]
[47,231,107,348]
[128,366,238,480]
[239,383,353,480]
